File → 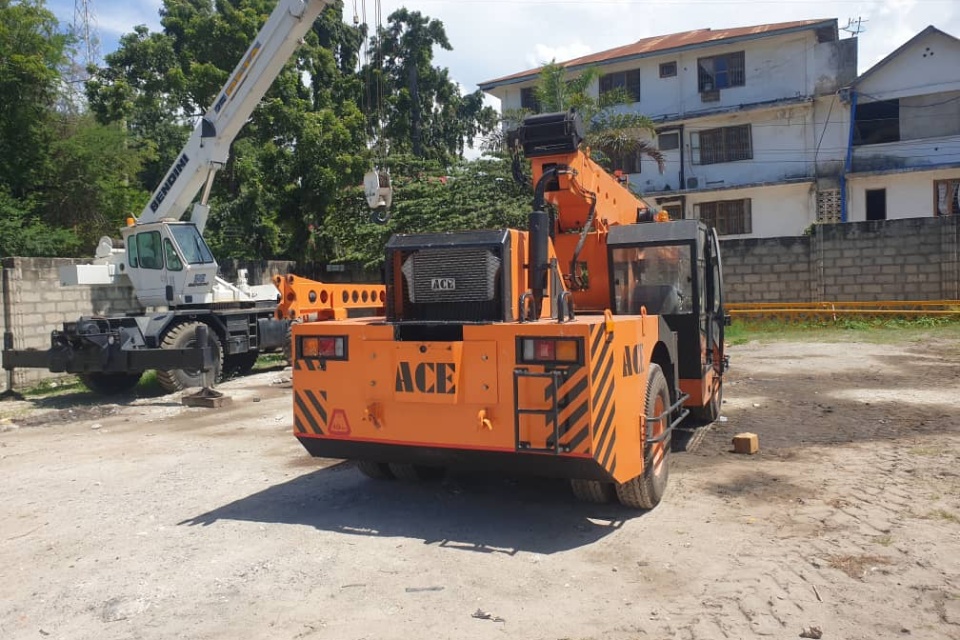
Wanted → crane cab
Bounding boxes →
[119,221,219,307]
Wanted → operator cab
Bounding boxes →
[607,219,726,398]
[120,221,219,307]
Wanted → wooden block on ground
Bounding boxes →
[732,432,759,454]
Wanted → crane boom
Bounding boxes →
[140,0,335,231]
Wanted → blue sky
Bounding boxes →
[49,0,959,102]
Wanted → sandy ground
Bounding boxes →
[1,337,959,640]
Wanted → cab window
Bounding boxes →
[136,231,163,270]
[163,238,183,271]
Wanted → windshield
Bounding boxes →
[612,244,693,315]
[169,224,215,265]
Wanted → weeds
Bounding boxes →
[726,316,960,345]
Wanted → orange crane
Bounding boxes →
[289,111,727,508]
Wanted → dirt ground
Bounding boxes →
[1,336,959,640]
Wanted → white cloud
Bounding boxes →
[525,42,593,69]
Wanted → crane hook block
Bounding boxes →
[364,169,393,218]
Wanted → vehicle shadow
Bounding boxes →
[181,462,638,555]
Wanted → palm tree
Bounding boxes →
[493,61,665,173]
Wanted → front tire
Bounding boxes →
[571,479,617,504]
[616,364,671,510]
[156,321,223,394]
[78,372,142,396]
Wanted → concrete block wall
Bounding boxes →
[720,236,814,303]
[1,257,295,390]
[720,216,960,303]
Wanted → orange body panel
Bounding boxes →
[292,312,665,484]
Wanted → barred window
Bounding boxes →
[816,189,841,223]
[520,86,540,112]
[659,61,677,78]
[600,69,641,103]
[691,125,752,165]
[695,199,752,235]
[934,179,960,216]
[611,151,641,174]
[697,51,745,92]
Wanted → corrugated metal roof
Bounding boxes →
[479,18,835,90]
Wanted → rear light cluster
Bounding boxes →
[518,337,582,364]
[298,335,348,360]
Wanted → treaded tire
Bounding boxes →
[571,479,617,504]
[356,460,395,479]
[388,463,445,481]
[78,372,142,396]
[689,377,723,424]
[616,364,671,510]
[156,321,223,394]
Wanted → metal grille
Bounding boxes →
[401,248,502,304]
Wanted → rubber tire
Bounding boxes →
[356,460,395,479]
[689,377,723,424]
[156,321,224,394]
[616,364,671,510]
[571,479,617,504]
[388,463,445,481]
[78,372,142,396]
[282,322,294,365]
[224,351,259,378]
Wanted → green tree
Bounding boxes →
[366,9,497,163]
[0,0,71,198]
[322,155,531,268]
[86,0,370,262]
[501,61,665,173]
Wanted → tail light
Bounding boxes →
[298,335,348,361]
[518,337,582,365]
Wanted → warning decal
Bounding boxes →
[328,409,351,435]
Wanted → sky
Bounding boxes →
[51,0,959,107]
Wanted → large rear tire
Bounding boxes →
[224,351,259,378]
[571,479,617,504]
[78,372,142,396]
[388,463,445,481]
[156,321,223,394]
[356,460,395,480]
[616,364,671,510]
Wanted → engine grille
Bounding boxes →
[402,248,501,304]
[385,230,512,324]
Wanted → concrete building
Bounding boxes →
[845,27,960,222]
[480,19,859,238]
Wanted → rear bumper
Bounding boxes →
[296,435,612,481]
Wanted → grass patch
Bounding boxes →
[872,534,894,547]
[826,554,893,579]
[253,353,287,371]
[726,316,960,345]
[926,509,960,524]
[908,446,942,457]
[22,376,84,397]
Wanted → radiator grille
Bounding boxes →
[401,248,501,304]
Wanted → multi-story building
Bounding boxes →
[845,26,960,222]
[479,19,858,238]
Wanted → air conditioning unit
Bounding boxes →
[686,177,699,189]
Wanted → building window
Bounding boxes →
[866,189,887,221]
[611,151,641,174]
[690,125,752,165]
[600,69,641,103]
[658,131,680,151]
[662,203,683,219]
[695,199,752,235]
[659,62,677,78]
[816,189,841,224]
[854,99,899,145]
[520,86,540,112]
[697,51,745,92]
[934,179,960,215]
